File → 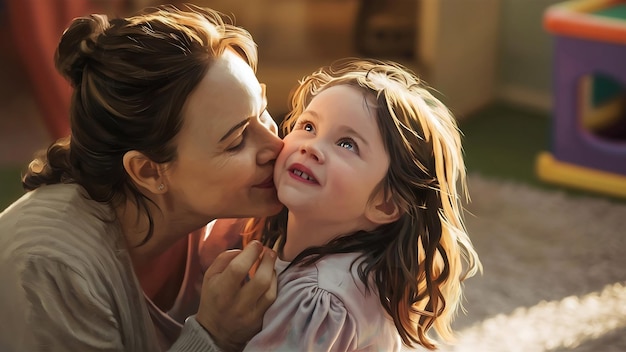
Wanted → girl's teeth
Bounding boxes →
[292,169,312,181]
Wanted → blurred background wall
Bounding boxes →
[0,0,560,165]
[194,0,559,119]
[497,0,561,112]
[193,0,505,119]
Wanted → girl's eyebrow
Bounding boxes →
[219,118,250,142]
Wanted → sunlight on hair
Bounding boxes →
[416,282,626,352]
[28,159,44,174]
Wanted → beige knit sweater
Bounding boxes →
[0,183,218,351]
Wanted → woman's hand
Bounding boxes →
[196,241,277,352]
[198,219,247,272]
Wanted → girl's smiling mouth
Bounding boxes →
[288,163,319,184]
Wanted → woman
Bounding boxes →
[0,5,282,352]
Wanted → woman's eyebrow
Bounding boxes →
[219,118,250,142]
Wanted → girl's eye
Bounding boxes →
[338,138,358,153]
[295,119,316,133]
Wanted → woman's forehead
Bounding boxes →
[180,50,263,141]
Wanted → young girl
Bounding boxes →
[241,58,482,351]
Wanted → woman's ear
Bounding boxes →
[365,189,401,225]
[123,151,166,193]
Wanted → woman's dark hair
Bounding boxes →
[22,5,258,244]
[245,58,481,349]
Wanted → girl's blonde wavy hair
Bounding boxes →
[247,58,481,349]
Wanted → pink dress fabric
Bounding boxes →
[244,252,401,352]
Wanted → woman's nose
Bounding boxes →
[256,122,284,165]
[262,113,278,136]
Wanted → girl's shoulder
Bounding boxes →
[279,252,381,315]
[268,253,400,351]
[314,253,367,293]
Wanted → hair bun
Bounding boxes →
[55,14,110,87]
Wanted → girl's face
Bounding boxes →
[274,84,390,234]
[163,49,284,220]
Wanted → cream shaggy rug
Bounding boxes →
[404,174,626,352]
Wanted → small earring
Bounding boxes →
[158,183,165,191]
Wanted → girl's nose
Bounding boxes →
[300,142,324,163]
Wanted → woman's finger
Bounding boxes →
[203,249,242,280]
[215,240,264,290]
[238,247,278,310]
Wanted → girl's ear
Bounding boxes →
[365,189,401,225]
[123,150,166,193]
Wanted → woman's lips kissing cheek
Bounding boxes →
[254,174,275,189]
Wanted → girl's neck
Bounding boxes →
[282,213,363,262]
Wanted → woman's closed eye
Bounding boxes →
[226,129,247,152]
